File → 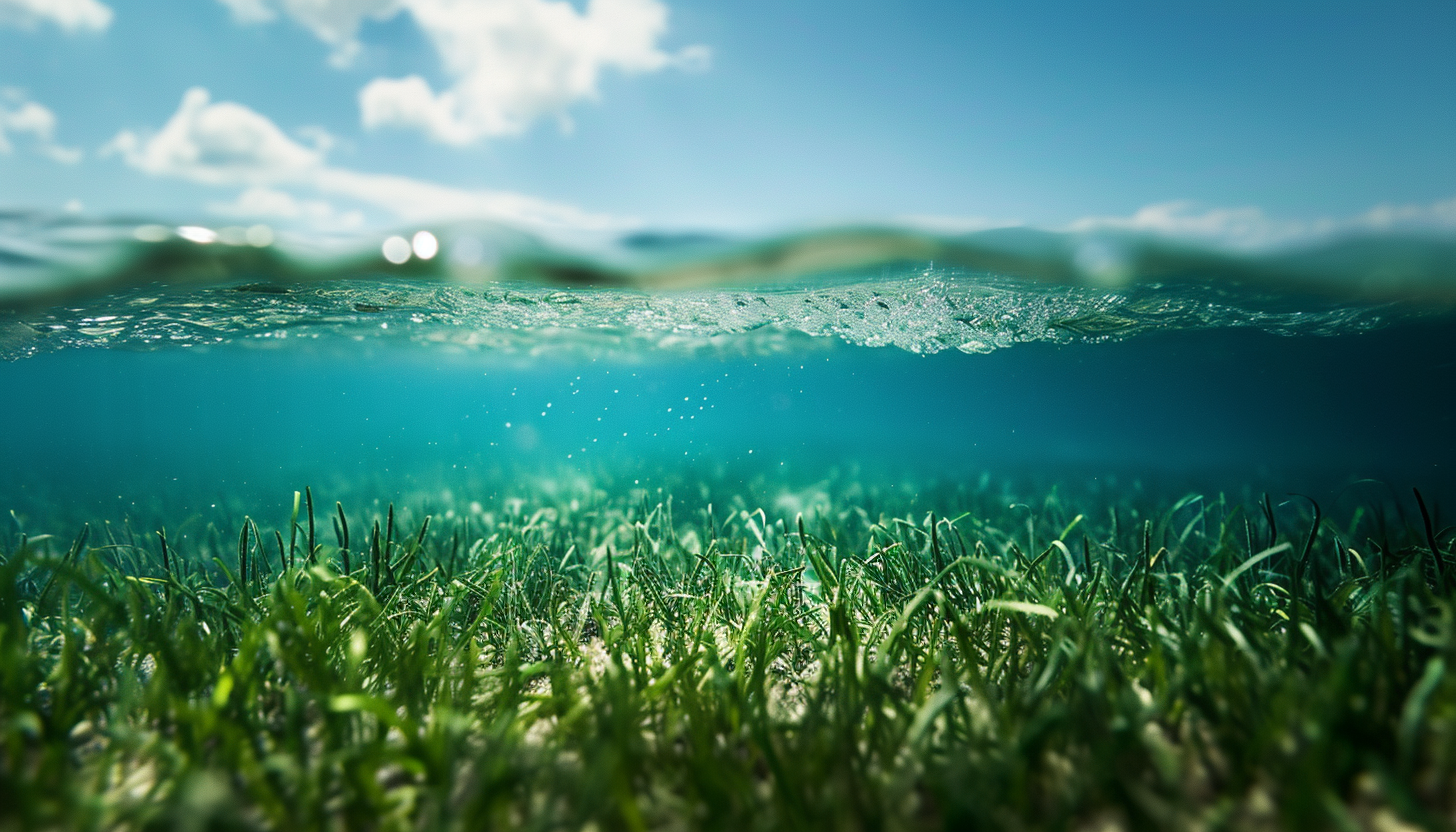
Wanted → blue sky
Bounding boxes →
[1,0,1453,240]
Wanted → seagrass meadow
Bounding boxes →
[2,475,1455,832]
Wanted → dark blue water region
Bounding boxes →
[0,317,1453,527]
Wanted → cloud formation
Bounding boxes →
[208,185,366,230]
[107,87,621,231]
[0,0,112,32]
[1068,201,1306,248]
[215,0,396,67]
[0,91,82,163]
[1068,198,1456,248]
[106,88,322,185]
[217,0,707,144]
[361,0,706,144]
[1358,197,1456,232]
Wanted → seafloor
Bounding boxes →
[2,474,1454,831]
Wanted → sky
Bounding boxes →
[1,0,1454,241]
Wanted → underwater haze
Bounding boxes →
[0,217,1450,521]
[0,215,1454,526]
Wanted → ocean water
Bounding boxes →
[2,214,1454,534]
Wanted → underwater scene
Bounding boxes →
[3,1,1456,830]
[2,218,1455,831]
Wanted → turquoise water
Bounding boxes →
[1,215,1454,531]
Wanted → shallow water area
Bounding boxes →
[2,288,1453,530]
[3,219,1456,519]
[4,220,1456,832]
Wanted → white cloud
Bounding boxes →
[208,185,366,230]
[110,87,623,231]
[0,92,83,163]
[218,0,706,143]
[104,88,324,185]
[1069,201,1311,247]
[216,0,397,66]
[0,0,112,32]
[214,0,277,25]
[294,125,337,154]
[361,0,701,144]
[312,166,615,227]
[41,143,82,164]
[1069,198,1456,249]
[1357,196,1456,232]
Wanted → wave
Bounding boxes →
[1,212,1453,360]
